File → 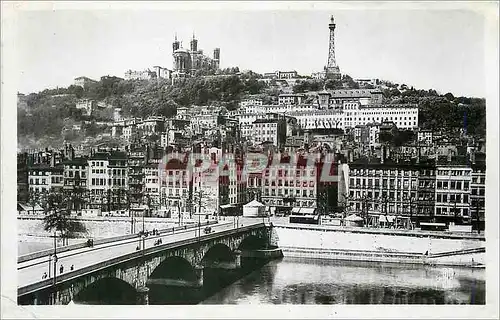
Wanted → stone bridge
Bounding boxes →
[18,223,282,305]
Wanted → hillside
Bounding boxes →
[17,72,486,151]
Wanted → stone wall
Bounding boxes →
[18,217,178,239]
[274,226,484,255]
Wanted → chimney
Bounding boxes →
[471,151,476,165]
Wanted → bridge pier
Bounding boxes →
[136,286,150,305]
[234,250,242,268]
[194,265,204,287]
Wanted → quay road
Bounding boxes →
[18,218,260,290]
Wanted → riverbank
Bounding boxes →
[271,221,485,267]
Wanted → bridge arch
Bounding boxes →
[238,235,268,250]
[201,243,235,267]
[149,256,198,282]
[73,277,137,305]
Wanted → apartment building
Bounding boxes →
[240,98,263,108]
[278,93,306,105]
[28,164,64,194]
[434,164,472,222]
[88,151,128,210]
[62,157,88,192]
[470,152,486,229]
[251,119,287,147]
[347,158,440,223]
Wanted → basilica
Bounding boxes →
[172,33,220,78]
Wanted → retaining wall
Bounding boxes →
[274,225,484,255]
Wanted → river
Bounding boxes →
[200,257,485,305]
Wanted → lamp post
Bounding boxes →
[51,230,58,305]
[48,254,52,278]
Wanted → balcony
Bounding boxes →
[129,180,143,185]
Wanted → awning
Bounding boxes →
[345,214,364,222]
[18,203,44,212]
[291,207,316,215]
[379,215,396,223]
[291,207,301,214]
[220,204,235,209]
[301,208,316,215]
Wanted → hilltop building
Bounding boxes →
[172,33,220,78]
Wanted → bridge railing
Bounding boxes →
[18,222,266,297]
[18,220,218,263]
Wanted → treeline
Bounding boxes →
[383,88,486,136]
[18,72,270,143]
[293,74,362,93]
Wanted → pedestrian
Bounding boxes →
[42,272,47,279]
[70,265,74,271]
[60,265,64,274]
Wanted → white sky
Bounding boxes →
[14,3,488,97]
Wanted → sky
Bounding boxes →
[14,4,488,97]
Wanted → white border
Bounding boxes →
[2,1,499,319]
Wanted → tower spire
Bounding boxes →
[326,15,341,79]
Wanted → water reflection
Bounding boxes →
[201,257,485,305]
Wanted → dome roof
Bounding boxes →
[174,47,189,54]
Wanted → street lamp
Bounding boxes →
[51,230,58,305]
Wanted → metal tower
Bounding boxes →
[326,15,341,79]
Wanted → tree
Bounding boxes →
[28,190,40,215]
[444,92,455,101]
[338,192,354,225]
[43,192,87,246]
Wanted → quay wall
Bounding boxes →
[273,223,485,266]
[17,216,186,239]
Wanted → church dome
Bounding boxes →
[174,48,189,55]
